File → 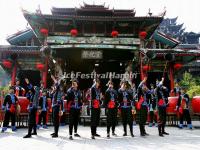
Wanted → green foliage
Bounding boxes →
[179,72,200,97]
[0,85,10,97]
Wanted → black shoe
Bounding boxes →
[23,134,32,138]
[123,133,127,136]
[51,133,55,136]
[69,136,73,140]
[107,134,110,139]
[31,132,37,135]
[74,133,81,137]
[91,135,95,139]
[162,132,169,135]
[140,133,145,136]
[94,134,100,137]
[144,132,149,136]
[52,134,58,138]
[159,133,164,137]
[112,133,117,136]
[131,133,134,137]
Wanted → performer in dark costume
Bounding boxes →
[148,84,158,127]
[23,80,40,138]
[155,77,169,137]
[67,79,82,140]
[176,87,192,129]
[118,81,134,137]
[37,89,48,129]
[1,86,18,132]
[90,79,102,139]
[137,77,150,136]
[104,80,118,138]
[50,75,64,138]
[14,79,25,97]
[173,80,181,96]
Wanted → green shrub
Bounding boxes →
[179,72,200,97]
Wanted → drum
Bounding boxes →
[166,97,178,114]
[192,96,200,114]
[18,97,30,113]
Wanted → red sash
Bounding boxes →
[108,100,115,109]
[158,99,165,106]
[136,96,144,110]
[178,107,183,114]
[93,99,100,108]
[10,104,16,113]
[15,90,19,97]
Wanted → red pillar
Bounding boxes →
[11,62,17,86]
[140,52,144,80]
[169,63,174,91]
[42,58,48,88]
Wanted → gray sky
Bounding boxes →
[0,0,200,44]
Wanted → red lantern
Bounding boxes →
[139,31,147,39]
[111,30,119,38]
[2,60,12,68]
[143,65,151,71]
[40,28,49,36]
[36,63,44,71]
[174,63,183,69]
[70,29,78,37]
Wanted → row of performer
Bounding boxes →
[1,76,192,140]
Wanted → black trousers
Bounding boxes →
[107,108,118,134]
[158,107,167,134]
[180,109,191,125]
[91,108,100,136]
[69,108,81,135]
[139,106,148,134]
[139,106,148,125]
[158,107,166,125]
[149,111,157,123]
[38,111,47,125]
[121,107,133,134]
[27,108,37,135]
[53,106,60,135]
[3,111,16,127]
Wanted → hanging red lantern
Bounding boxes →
[70,29,78,37]
[36,63,44,71]
[143,65,152,71]
[174,63,183,70]
[40,28,49,36]
[2,60,12,68]
[139,31,147,39]
[111,30,119,38]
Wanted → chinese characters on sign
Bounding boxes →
[81,50,103,59]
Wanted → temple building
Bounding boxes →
[159,17,200,44]
[0,3,200,92]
